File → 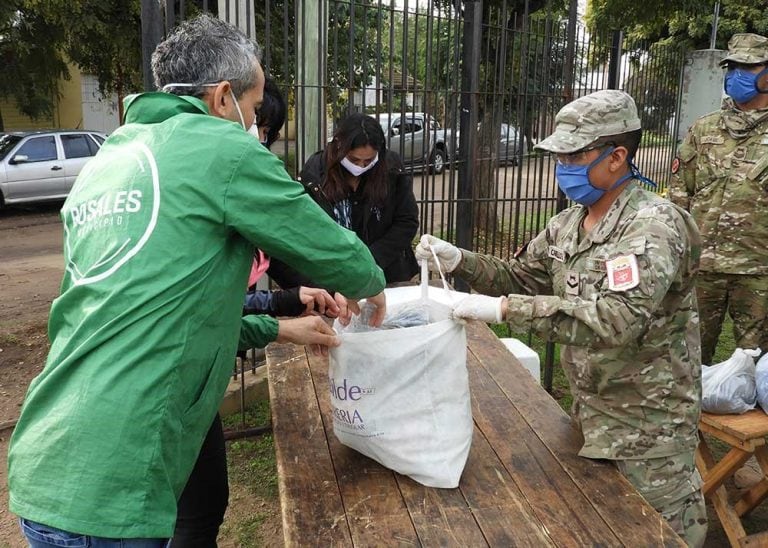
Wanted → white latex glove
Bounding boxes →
[414,234,462,273]
[452,295,506,323]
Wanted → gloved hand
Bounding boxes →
[414,234,462,273]
[452,295,507,323]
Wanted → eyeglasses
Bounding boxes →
[555,143,614,165]
[725,62,768,71]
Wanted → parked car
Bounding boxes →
[497,123,528,166]
[0,129,107,209]
[455,122,529,166]
[377,113,456,174]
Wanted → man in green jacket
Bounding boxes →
[8,15,386,546]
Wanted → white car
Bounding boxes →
[0,130,107,209]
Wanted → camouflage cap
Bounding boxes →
[720,33,768,67]
[534,90,641,154]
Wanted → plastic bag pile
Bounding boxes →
[702,348,760,414]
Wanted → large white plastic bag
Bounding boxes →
[755,353,768,413]
[701,348,760,414]
[328,286,473,488]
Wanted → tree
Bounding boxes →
[425,1,567,236]
[0,2,68,131]
[254,0,385,125]
[587,0,768,50]
[32,0,145,122]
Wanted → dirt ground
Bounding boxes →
[0,204,62,547]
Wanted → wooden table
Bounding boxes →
[267,320,684,546]
[697,410,768,547]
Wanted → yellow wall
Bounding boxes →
[55,65,83,130]
[0,98,54,131]
[1,61,83,131]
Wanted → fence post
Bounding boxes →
[296,0,328,170]
[140,0,164,92]
[607,30,623,90]
[456,0,482,292]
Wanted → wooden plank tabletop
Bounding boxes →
[267,320,685,547]
[701,410,768,442]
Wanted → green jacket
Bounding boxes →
[8,92,385,537]
[457,183,702,460]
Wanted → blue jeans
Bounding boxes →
[20,519,169,548]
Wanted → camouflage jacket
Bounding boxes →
[457,183,702,460]
[669,101,768,275]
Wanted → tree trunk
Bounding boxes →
[0,108,4,133]
[473,107,499,235]
[117,65,125,124]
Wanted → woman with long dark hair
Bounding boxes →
[269,112,419,289]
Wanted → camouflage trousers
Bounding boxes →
[697,272,768,365]
[616,452,707,548]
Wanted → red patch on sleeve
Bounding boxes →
[671,157,680,174]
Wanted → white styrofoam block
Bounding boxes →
[499,338,541,384]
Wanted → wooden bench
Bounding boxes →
[267,320,684,546]
[697,410,768,547]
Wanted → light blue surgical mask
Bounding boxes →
[555,147,655,206]
[724,67,768,104]
[161,82,249,131]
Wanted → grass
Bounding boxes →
[274,150,298,179]
[640,131,674,148]
[219,399,279,547]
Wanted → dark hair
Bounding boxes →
[257,78,286,149]
[595,129,642,160]
[323,113,388,207]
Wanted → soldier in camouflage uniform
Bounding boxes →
[416,90,707,547]
[669,33,768,365]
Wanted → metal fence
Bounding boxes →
[184,1,688,399]
[214,1,686,253]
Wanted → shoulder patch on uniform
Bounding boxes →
[606,254,639,292]
[671,157,680,174]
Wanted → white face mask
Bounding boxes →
[247,124,266,145]
[161,82,248,131]
[341,153,379,177]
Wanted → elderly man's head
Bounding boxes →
[151,14,265,129]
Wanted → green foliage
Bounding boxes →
[587,0,768,50]
[711,316,737,364]
[256,0,393,124]
[0,2,69,129]
[31,0,144,98]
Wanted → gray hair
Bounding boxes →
[152,14,263,98]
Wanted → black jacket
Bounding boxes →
[268,149,419,289]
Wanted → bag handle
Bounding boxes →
[420,246,454,303]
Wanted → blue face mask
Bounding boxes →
[555,147,637,206]
[724,67,768,104]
